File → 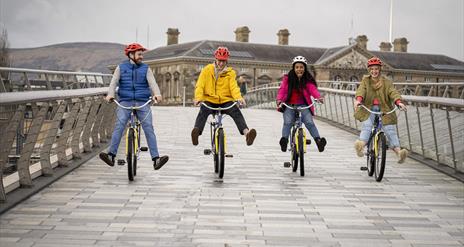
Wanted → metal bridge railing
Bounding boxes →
[0,88,116,202]
[244,85,464,174]
[316,80,464,99]
[0,67,113,92]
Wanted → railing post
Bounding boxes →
[429,103,440,164]
[0,105,26,201]
[17,103,48,187]
[415,105,425,156]
[445,107,457,172]
[40,101,66,176]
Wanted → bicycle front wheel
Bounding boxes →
[291,128,298,172]
[366,134,375,177]
[298,128,305,177]
[127,128,135,181]
[374,132,387,182]
[217,128,225,179]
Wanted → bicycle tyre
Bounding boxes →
[127,128,135,181]
[217,128,225,178]
[367,135,375,177]
[374,132,387,182]
[291,128,298,172]
[298,128,305,177]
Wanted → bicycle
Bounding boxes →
[201,101,238,179]
[280,100,319,177]
[112,98,153,181]
[358,103,398,182]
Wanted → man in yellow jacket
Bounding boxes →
[191,46,257,146]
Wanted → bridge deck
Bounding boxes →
[0,107,462,247]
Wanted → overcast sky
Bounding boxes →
[2,0,463,61]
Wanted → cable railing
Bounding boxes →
[244,84,464,175]
[0,67,113,92]
[0,88,116,202]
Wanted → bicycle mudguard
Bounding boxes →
[294,129,307,154]
[133,128,139,153]
[214,127,227,153]
[125,128,130,155]
[374,131,381,157]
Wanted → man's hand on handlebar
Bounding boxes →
[105,95,114,103]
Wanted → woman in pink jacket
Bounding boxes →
[277,56,327,152]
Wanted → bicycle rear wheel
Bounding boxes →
[127,128,135,181]
[290,128,298,172]
[298,128,305,177]
[374,132,387,182]
[217,128,225,178]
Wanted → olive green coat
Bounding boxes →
[354,75,402,125]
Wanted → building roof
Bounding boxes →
[144,40,326,64]
[143,40,464,73]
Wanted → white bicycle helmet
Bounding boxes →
[292,55,308,66]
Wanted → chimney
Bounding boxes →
[393,37,408,52]
[277,29,290,45]
[234,26,250,42]
[355,35,368,49]
[379,42,392,52]
[166,28,180,45]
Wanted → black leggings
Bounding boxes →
[194,101,248,135]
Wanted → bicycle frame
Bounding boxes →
[359,104,398,156]
[113,98,153,156]
[281,101,318,154]
[201,102,238,154]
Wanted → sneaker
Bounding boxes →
[315,137,327,152]
[354,140,365,157]
[397,149,408,164]
[191,127,200,146]
[153,156,169,170]
[245,129,257,146]
[279,137,288,152]
[99,152,115,167]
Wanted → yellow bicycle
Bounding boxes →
[201,102,237,179]
[113,98,152,181]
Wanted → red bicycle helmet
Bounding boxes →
[214,47,230,60]
[367,57,383,67]
[124,43,147,56]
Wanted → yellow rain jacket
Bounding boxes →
[194,64,242,104]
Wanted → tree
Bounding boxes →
[0,27,10,68]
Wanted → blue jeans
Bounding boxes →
[282,105,320,139]
[109,100,159,159]
[359,114,400,148]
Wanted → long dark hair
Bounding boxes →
[286,63,317,102]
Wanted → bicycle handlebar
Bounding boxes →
[200,101,238,111]
[112,97,154,110]
[357,104,398,115]
[280,99,320,110]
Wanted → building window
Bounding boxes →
[425,77,432,82]
[240,67,249,73]
[334,75,342,81]
[198,65,204,70]
[349,76,359,82]
[281,69,288,74]
[260,68,269,73]
[405,75,412,81]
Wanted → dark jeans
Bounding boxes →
[194,101,248,135]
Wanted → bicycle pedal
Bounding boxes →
[306,140,311,145]
[225,154,233,158]
[360,166,368,171]
[140,147,148,151]
[203,149,212,155]
[117,159,125,166]
[283,162,291,168]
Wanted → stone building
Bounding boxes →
[116,27,464,104]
